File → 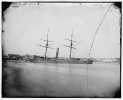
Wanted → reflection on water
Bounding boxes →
[2,60,120,97]
[42,63,87,75]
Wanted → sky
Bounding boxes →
[2,3,120,58]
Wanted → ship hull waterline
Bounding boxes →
[32,60,93,64]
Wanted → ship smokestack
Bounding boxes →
[56,48,59,59]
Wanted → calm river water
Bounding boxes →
[3,60,120,97]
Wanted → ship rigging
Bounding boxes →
[37,29,55,60]
[63,28,83,59]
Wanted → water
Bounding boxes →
[3,60,120,97]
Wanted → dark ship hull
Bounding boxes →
[33,58,93,64]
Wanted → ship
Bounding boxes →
[34,28,93,64]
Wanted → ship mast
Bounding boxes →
[63,28,82,59]
[45,33,48,59]
[70,29,73,59]
[37,29,54,60]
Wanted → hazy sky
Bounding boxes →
[3,3,120,58]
